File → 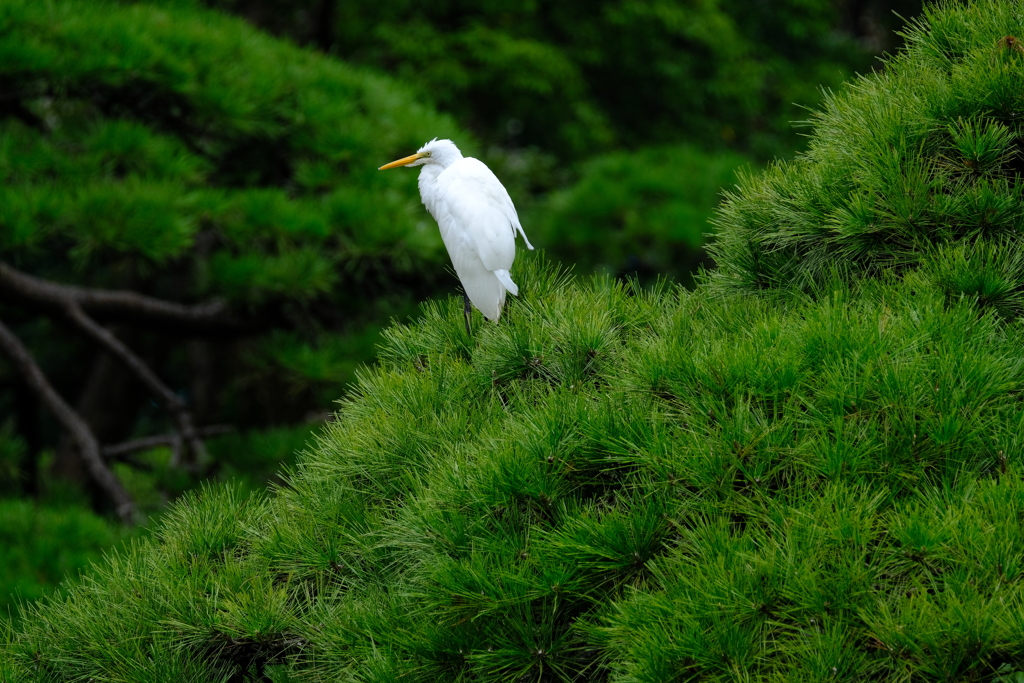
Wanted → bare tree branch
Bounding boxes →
[0,315,137,524]
[0,261,248,472]
[103,425,234,458]
[0,261,245,335]
[64,303,209,470]
[107,453,155,473]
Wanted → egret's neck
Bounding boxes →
[416,143,463,219]
[417,165,444,221]
[418,164,443,188]
[429,145,464,170]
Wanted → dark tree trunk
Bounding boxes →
[188,339,216,420]
[312,0,336,52]
[842,0,870,38]
[1,315,137,522]
[12,374,40,497]
[50,336,144,511]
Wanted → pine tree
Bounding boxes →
[4,1,1024,681]
[0,0,462,519]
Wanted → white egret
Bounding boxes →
[379,139,534,333]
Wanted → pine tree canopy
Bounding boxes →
[5,1,1024,681]
[196,0,897,159]
[2,0,461,297]
[0,0,465,519]
[709,0,1024,306]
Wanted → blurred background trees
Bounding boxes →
[1,0,922,617]
[200,0,923,158]
[8,2,1024,673]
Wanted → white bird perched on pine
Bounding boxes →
[379,139,534,334]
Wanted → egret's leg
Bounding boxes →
[463,293,472,336]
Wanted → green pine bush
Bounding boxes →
[5,1,1024,681]
[5,260,1024,681]
[708,0,1024,308]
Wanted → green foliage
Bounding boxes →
[0,0,460,291]
[529,145,751,283]
[0,424,308,616]
[8,2,1024,680]
[0,0,465,433]
[5,256,1024,680]
[0,500,131,620]
[206,424,316,485]
[105,425,315,512]
[709,0,1024,303]
[194,0,881,159]
[0,0,468,558]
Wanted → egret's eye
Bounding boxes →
[424,152,432,157]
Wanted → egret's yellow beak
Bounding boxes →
[378,152,426,170]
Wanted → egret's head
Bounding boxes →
[379,138,463,171]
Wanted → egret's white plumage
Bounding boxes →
[379,139,533,324]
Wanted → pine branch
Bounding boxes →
[0,261,244,335]
[0,315,137,524]
[103,425,234,458]
[0,261,237,471]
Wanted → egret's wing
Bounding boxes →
[434,160,513,272]
[492,269,518,296]
[429,158,528,319]
[461,159,534,249]
[437,159,533,262]
[434,208,507,319]
[472,161,534,250]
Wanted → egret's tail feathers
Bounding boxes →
[493,269,519,296]
[519,228,535,250]
[510,218,534,250]
[460,267,506,321]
